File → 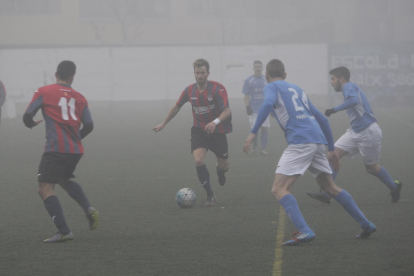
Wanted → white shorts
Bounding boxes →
[276,143,332,178]
[335,122,382,165]
[249,113,270,129]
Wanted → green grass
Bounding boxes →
[0,99,413,276]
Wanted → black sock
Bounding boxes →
[196,165,213,195]
[43,195,71,235]
[62,180,91,213]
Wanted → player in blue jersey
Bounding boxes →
[243,60,270,154]
[0,81,6,126]
[243,59,376,245]
[307,66,402,204]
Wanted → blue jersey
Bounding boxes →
[334,82,377,133]
[252,80,328,146]
[242,75,267,113]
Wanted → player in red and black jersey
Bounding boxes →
[23,61,100,243]
[152,59,232,206]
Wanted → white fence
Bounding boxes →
[0,44,328,102]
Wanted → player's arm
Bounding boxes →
[243,86,275,153]
[0,82,6,107]
[152,104,181,132]
[242,79,253,115]
[80,105,94,139]
[23,91,43,129]
[309,102,340,171]
[325,85,359,117]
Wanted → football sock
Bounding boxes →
[62,180,92,213]
[43,195,71,235]
[279,194,312,233]
[334,190,370,228]
[261,128,268,150]
[374,166,397,191]
[196,165,213,196]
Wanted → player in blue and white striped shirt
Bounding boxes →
[243,60,376,246]
[307,66,402,204]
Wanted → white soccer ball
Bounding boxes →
[176,188,197,208]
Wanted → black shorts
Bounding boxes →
[191,126,229,159]
[38,152,82,183]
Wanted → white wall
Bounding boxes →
[0,44,328,102]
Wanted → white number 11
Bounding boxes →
[58,97,77,120]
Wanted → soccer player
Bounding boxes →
[242,60,270,154]
[0,81,6,126]
[243,59,376,246]
[23,60,100,243]
[307,66,402,204]
[152,59,232,206]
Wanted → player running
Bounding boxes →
[307,66,402,204]
[242,60,270,155]
[152,59,232,206]
[23,60,99,243]
[243,59,376,246]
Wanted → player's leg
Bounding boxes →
[39,182,72,241]
[275,144,316,245]
[191,127,215,204]
[260,126,269,155]
[360,123,401,202]
[38,152,73,242]
[307,130,356,204]
[193,147,214,200]
[316,172,376,238]
[249,114,258,153]
[210,132,229,187]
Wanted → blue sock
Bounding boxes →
[261,128,268,150]
[374,166,397,191]
[62,180,91,213]
[43,195,71,235]
[334,190,370,228]
[196,165,213,196]
[279,194,312,233]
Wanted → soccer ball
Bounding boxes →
[176,188,197,208]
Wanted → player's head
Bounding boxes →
[266,59,286,81]
[253,60,263,76]
[329,66,350,92]
[193,59,210,86]
[56,60,76,84]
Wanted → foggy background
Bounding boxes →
[0,0,413,114]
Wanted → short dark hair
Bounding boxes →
[56,60,76,81]
[329,66,350,81]
[193,59,210,72]
[266,59,285,78]
[253,60,262,65]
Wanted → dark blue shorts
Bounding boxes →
[190,127,229,159]
[38,152,82,183]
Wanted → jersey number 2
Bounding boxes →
[58,97,77,121]
[288,88,309,111]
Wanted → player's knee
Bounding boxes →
[365,164,380,175]
[194,158,205,166]
[271,185,283,198]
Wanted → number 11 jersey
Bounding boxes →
[26,83,93,154]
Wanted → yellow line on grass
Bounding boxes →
[272,206,286,276]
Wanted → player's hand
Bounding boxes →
[152,123,165,132]
[246,105,253,116]
[33,119,43,127]
[327,150,340,172]
[243,133,256,154]
[325,108,335,117]
[204,121,217,134]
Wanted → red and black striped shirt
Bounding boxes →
[176,81,232,134]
